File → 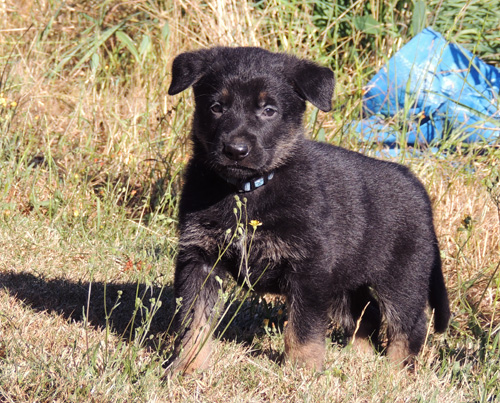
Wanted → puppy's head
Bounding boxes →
[168,47,334,180]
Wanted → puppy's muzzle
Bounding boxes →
[223,142,250,161]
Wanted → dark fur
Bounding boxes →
[167,47,450,373]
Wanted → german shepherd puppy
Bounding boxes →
[167,47,450,374]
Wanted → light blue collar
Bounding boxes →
[222,171,275,193]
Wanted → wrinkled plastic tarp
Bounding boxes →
[352,27,500,150]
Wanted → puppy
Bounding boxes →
[167,47,450,374]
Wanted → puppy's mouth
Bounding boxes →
[216,162,259,180]
[211,148,265,180]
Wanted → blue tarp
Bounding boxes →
[352,28,500,151]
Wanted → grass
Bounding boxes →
[1,0,499,401]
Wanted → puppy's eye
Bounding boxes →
[210,102,223,115]
[261,107,277,118]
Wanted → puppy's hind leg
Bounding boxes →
[379,285,428,367]
[378,244,437,366]
[386,309,427,366]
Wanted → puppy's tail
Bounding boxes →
[429,247,450,333]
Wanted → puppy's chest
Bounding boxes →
[227,229,305,265]
[224,227,309,292]
[179,214,307,266]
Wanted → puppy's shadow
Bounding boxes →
[0,271,176,341]
[0,271,285,363]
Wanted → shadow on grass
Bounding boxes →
[0,271,286,363]
[0,271,176,339]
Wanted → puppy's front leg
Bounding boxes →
[171,252,222,375]
[284,282,330,371]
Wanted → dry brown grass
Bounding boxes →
[425,155,500,326]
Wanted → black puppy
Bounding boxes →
[167,47,450,374]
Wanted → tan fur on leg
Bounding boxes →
[284,323,325,370]
[387,336,411,366]
[352,337,374,355]
[174,302,213,374]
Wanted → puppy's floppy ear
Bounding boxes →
[291,60,335,112]
[168,50,209,95]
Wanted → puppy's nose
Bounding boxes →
[223,142,250,161]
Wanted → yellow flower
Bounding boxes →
[249,219,262,230]
[10,101,17,108]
